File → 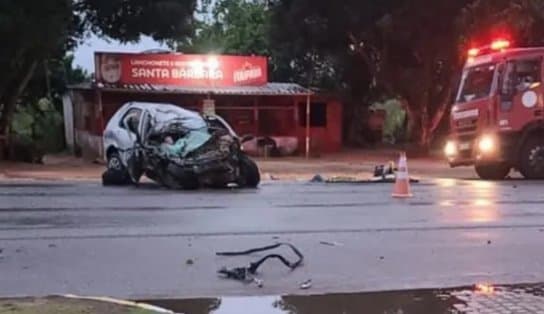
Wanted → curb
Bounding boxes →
[62,295,176,313]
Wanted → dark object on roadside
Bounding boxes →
[186,258,194,265]
[101,168,131,186]
[48,244,56,248]
[217,243,304,283]
[373,162,396,178]
[300,279,312,290]
[487,240,492,245]
[379,256,385,260]
[0,248,3,254]
[310,174,324,183]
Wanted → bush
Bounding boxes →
[370,99,407,144]
[9,98,64,162]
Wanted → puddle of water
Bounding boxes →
[141,284,544,313]
[141,289,462,314]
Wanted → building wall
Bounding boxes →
[70,90,342,159]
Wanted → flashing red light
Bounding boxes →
[491,39,510,51]
[468,48,480,57]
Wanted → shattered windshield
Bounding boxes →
[456,63,497,103]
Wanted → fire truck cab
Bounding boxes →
[445,40,544,180]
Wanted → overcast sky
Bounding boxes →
[73,34,168,73]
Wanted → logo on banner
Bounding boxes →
[233,62,263,84]
[99,54,122,84]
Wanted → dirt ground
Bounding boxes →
[0,297,168,314]
[0,149,477,182]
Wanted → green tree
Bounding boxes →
[0,0,197,137]
[0,0,75,137]
[174,0,271,55]
[269,0,544,149]
[22,55,90,112]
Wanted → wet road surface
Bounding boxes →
[1,179,544,299]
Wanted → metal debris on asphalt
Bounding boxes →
[253,278,264,288]
[300,279,312,290]
[216,243,304,284]
[319,241,343,247]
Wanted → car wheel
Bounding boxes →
[519,137,544,179]
[474,163,510,180]
[238,153,260,188]
[103,150,130,186]
[107,151,124,171]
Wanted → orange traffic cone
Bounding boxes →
[392,152,413,198]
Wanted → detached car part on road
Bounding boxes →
[102,102,260,189]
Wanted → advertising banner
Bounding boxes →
[94,52,268,87]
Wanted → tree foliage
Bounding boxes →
[0,0,197,138]
[174,0,271,55]
[269,0,544,148]
[76,0,196,42]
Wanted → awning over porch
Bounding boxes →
[69,82,312,96]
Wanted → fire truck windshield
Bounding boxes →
[456,63,497,103]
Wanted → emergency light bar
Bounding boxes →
[467,39,511,57]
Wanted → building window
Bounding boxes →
[299,102,327,127]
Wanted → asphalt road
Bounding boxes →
[1,178,544,300]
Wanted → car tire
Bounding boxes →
[519,136,544,179]
[474,163,511,180]
[238,153,260,188]
[102,168,130,186]
[103,150,130,186]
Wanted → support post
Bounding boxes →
[253,96,259,136]
[305,93,311,159]
[96,89,105,159]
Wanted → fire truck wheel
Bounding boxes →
[474,163,511,180]
[520,137,544,179]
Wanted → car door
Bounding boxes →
[127,109,152,183]
[117,107,143,164]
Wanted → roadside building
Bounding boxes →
[66,52,342,160]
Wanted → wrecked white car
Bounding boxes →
[102,102,260,189]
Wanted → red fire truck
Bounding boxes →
[445,39,544,180]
